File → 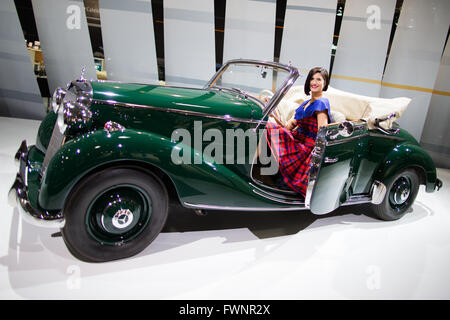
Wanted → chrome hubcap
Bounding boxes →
[392,178,411,205]
[111,209,134,229]
[86,185,152,245]
[396,188,410,204]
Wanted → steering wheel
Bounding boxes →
[258,89,273,103]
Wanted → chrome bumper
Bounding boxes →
[435,178,443,191]
[8,140,65,229]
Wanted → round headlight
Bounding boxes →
[52,88,66,113]
[57,100,93,134]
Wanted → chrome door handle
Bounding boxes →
[324,157,338,163]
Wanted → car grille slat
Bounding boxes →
[41,123,64,176]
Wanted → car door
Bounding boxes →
[308,121,368,215]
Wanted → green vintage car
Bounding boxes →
[9,59,442,262]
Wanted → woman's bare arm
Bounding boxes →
[316,111,329,128]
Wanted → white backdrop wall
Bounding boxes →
[164,0,215,87]
[280,0,337,79]
[99,0,158,84]
[0,0,45,120]
[31,0,96,94]
[331,0,396,97]
[420,40,450,168]
[380,0,450,141]
[223,0,277,62]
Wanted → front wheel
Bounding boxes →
[61,167,168,262]
[371,169,420,221]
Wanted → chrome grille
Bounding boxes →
[41,121,65,176]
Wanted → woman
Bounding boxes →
[266,67,332,197]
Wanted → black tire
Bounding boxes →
[61,167,168,262]
[371,168,420,221]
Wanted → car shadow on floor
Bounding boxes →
[0,200,430,299]
[162,202,377,239]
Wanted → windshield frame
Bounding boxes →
[205,59,300,118]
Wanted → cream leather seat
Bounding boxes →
[270,85,411,129]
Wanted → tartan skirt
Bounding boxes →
[265,116,318,197]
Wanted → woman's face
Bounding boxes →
[310,72,325,94]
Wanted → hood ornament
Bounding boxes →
[78,66,87,82]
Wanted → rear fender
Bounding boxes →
[374,143,437,192]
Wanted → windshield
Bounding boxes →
[206,61,293,107]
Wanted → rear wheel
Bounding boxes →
[61,167,168,262]
[371,169,419,221]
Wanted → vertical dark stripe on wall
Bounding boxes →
[329,0,345,76]
[152,0,165,81]
[274,0,287,63]
[214,0,226,70]
[383,0,404,74]
[13,0,50,98]
[14,0,39,43]
[83,0,104,67]
[442,26,449,59]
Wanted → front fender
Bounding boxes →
[374,143,437,192]
[38,128,266,211]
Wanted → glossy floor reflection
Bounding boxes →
[0,117,449,299]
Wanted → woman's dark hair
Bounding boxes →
[304,67,329,95]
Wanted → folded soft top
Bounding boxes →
[273,85,411,130]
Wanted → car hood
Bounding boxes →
[91,81,263,120]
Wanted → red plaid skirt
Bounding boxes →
[265,116,318,197]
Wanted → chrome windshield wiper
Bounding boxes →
[211,85,249,99]
[210,85,265,110]
[230,87,249,99]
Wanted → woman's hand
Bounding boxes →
[285,118,298,131]
[261,96,270,104]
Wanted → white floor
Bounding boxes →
[0,116,449,300]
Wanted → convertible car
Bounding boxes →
[9,59,442,262]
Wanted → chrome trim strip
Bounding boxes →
[324,156,338,163]
[325,133,369,146]
[183,202,307,212]
[41,121,65,176]
[341,195,372,206]
[258,68,300,130]
[92,99,265,125]
[368,132,404,140]
[250,178,298,196]
[305,129,327,208]
[252,189,305,205]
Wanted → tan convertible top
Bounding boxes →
[272,85,411,130]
